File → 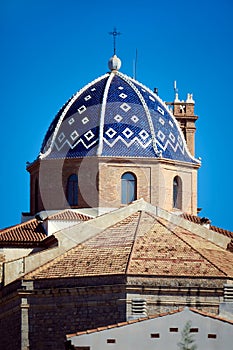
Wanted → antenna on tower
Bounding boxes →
[109,27,121,55]
[133,48,138,80]
[174,80,179,101]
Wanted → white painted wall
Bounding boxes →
[68,308,233,350]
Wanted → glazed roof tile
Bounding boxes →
[0,219,46,247]
[40,68,199,164]
[24,210,233,280]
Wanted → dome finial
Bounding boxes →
[108,55,122,71]
[109,27,121,55]
[108,27,122,71]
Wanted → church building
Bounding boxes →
[0,54,233,350]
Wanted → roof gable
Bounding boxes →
[67,307,233,338]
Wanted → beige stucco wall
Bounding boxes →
[68,308,233,350]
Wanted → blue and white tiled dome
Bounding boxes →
[40,55,198,163]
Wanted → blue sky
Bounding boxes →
[0,0,233,230]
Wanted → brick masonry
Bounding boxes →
[28,157,198,216]
[0,275,228,350]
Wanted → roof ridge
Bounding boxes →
[157,217,228,277]
[40,73,109,159]
[47,208,68,219]
[189,307,233,325]
[182,213,233,238]
[125,211,158,274]
[47,209,91,221]
[24,211,141,280]
[66,307,233,339]
[125,211,143,274]
[0,218,37,235]
[210,225,233,238]
[117,72,159,156]
[116,72,200,164]
[67,308,184,338]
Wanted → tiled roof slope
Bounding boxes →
[127,217,233,277]
[24,211,233,280]
[47,209,92,221]
[182,213,233,239]
[159,218,233,277]
[24,212,154,279]
[0,219,46,247]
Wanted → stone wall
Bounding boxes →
[0,291,22,349]
[1,277,126,350]
[0,274,228,350]
[126,276,225,318]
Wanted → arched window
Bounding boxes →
[173,176,182,209]
[67,174,78,206]
[121,172,136,204]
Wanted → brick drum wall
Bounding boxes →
[28,157,198,215]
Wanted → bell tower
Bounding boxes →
[166,89,198,156]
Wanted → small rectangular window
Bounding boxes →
[151,333,160,338]
[208,334,217,339]
[190,328,198,333]
[107,339,116,343]
[170,327,178,332]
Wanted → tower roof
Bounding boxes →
[40,56,199,163]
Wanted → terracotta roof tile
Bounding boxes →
[158,218,233,277]
[66,308,183,338]
[0,219,46,247]
[182,213,233,238]
[189,308,233,325]
[67,307,233,339]
[210,225,233,238]
[127,217,230,277]
[182,213,203,224]
[24,212,142,279]
[24,211,233,280]
[47,210,92,221]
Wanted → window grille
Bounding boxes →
[131,298,147,317]
[224,284,233,302]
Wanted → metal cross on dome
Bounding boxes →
[109,27,121,55]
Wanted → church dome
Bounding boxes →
[40,56,197,163]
